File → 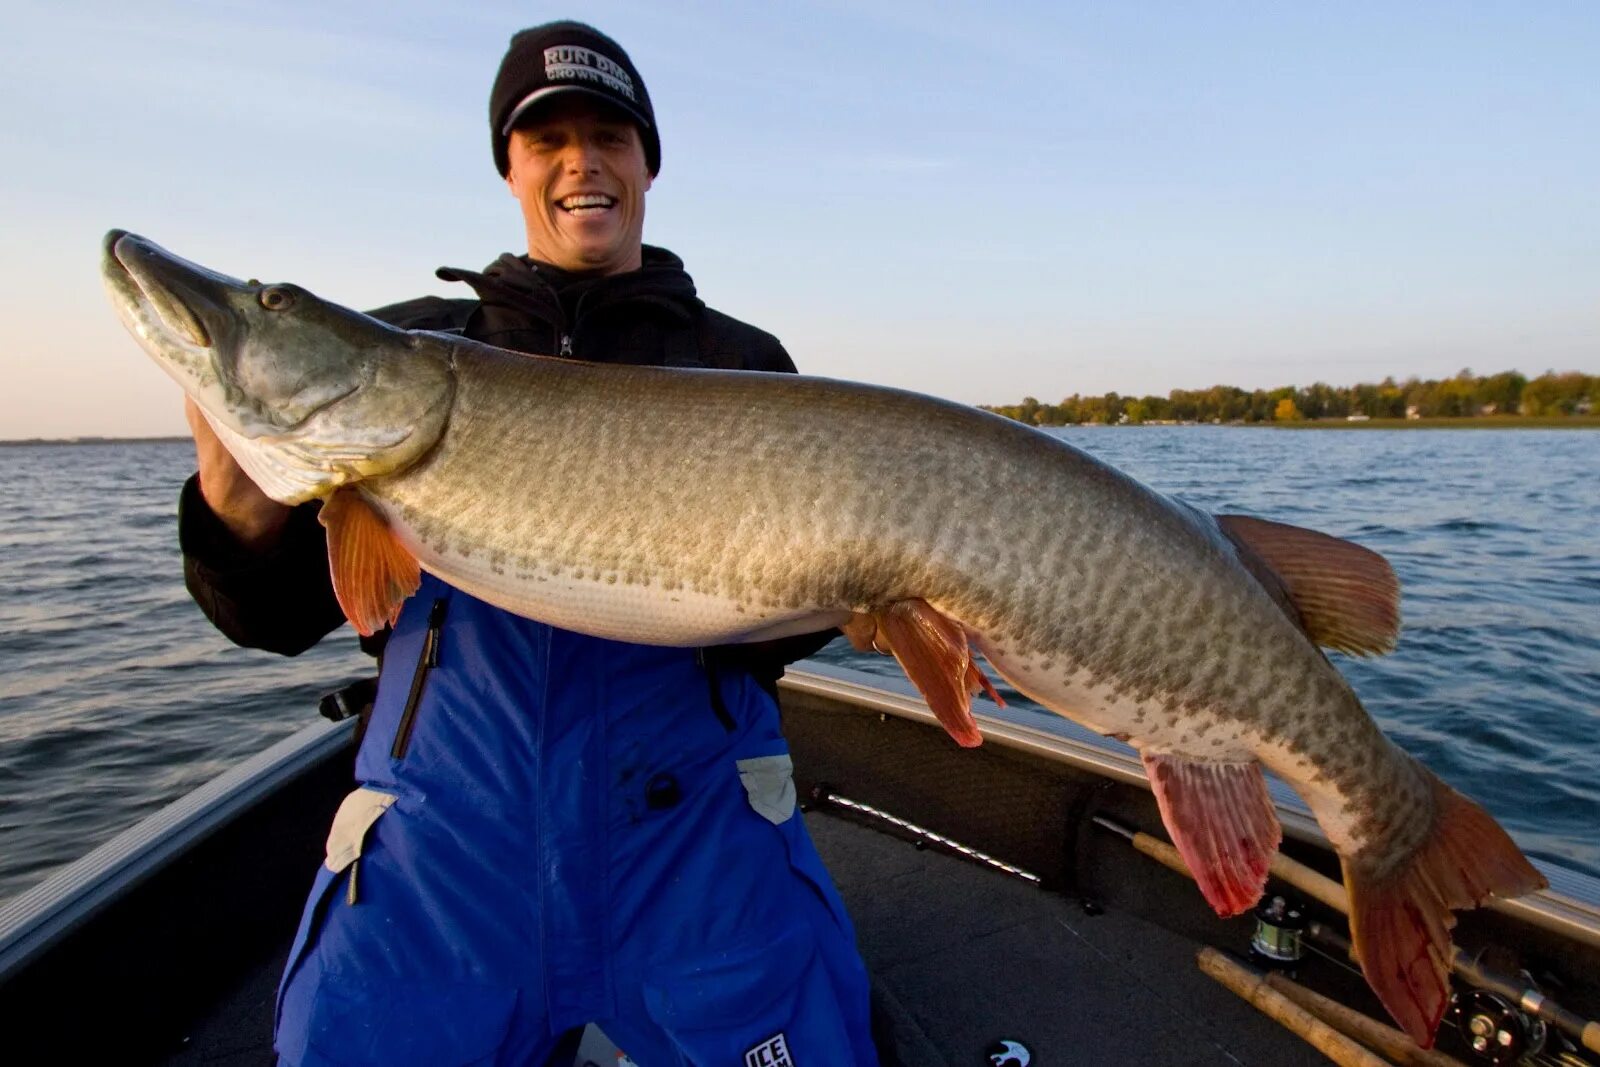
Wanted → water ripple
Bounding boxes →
[1,431,1597,905]
[820,426,1600,880]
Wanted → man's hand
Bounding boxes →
[185,397,291,550]
[842,612,893,656]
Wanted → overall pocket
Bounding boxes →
[276,788,399,1034]
[737,751,863,956]
[278,789,519,1067]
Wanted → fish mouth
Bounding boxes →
[102,230,241,353]
[101,230,353,436]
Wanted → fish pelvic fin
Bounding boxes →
[318,489,421,637]
[1142,752,1282,918]
[1344,767,1547,1049]
[854,600,1002,748]
[1217,514,1401,657]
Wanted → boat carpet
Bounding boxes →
[164,811,1327,1066]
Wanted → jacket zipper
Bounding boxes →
[391,597,448,759]
[696,649,738,733]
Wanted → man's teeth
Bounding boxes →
[559,194,616,216]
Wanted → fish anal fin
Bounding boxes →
[875,599,993,748]
[1141,752,1282,918]
[318,489,420,637]
[1218,513,1401,657]
[1345,768,1546,1048]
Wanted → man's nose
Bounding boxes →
[563,139,601,174]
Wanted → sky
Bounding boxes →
[2,0,1596,438]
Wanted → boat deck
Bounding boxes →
[161,810,1326,1066]
[8,663,1596,1065]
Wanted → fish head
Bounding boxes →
[102,230,455,504]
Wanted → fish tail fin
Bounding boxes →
[318,489,421,636]
[1142,752,1282,917]
[866,599,999,748]
[1345,768,1547,1049]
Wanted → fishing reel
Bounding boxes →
[1450,988,1548,1065]
[1249,894,1307,968]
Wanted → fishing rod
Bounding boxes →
[1092,813,1600,1061]
[1301,922,1594,1067]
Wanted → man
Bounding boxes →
[179,21,880,1066]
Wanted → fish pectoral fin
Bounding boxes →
[1217,513,1401,657]
[318,489,421,637]
[1345,767,1546,1049]
[874,599,1000,748]
[1141,752,1281,918]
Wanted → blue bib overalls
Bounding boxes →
[275,575,877,1066]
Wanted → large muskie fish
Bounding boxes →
[104,230,1544,1046]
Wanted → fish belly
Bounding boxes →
[983,624,1428,872]
[392,518,850,647]
[974,633,1259,760]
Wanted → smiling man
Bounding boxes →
[177,19,880,1067]
[503,95,649,277]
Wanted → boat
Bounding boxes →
[3,660,1597,1065]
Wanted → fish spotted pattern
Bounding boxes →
[102,229,1545,1047]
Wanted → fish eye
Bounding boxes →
[259,286,296,311]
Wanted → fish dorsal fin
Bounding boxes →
[318,489,420,636]
[1217,514,1401,657]
[845,599,1004,748]
[1142,752,1282,918]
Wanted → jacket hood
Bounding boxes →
[434,246,705,361]
[436,245,701,321]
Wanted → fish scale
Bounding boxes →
[102,229,1546,1048]
[368,345,1407,832]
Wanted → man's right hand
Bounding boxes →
[186,397,291,551]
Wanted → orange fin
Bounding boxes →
[318,489,420,637]
[841,612,887,654]
[1142,752,1282,918]
[846,608,1007,715]
[1345,767,1546,1049]
[874,599,998,748]
[965,658,1006,709]
[1217,514,1401,656]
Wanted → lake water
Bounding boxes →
[0,429,1595,905]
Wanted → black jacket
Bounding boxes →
[179,245,835,687]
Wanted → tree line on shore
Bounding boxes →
[984,370,1596,425]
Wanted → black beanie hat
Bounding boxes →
[490,21,660,178]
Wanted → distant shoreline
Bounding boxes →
[6,416,1599,445]
[1024,419,1600,431]
[1263,415,1600,430]
[1034,417,1600,430]
[1024,415,1600,430]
